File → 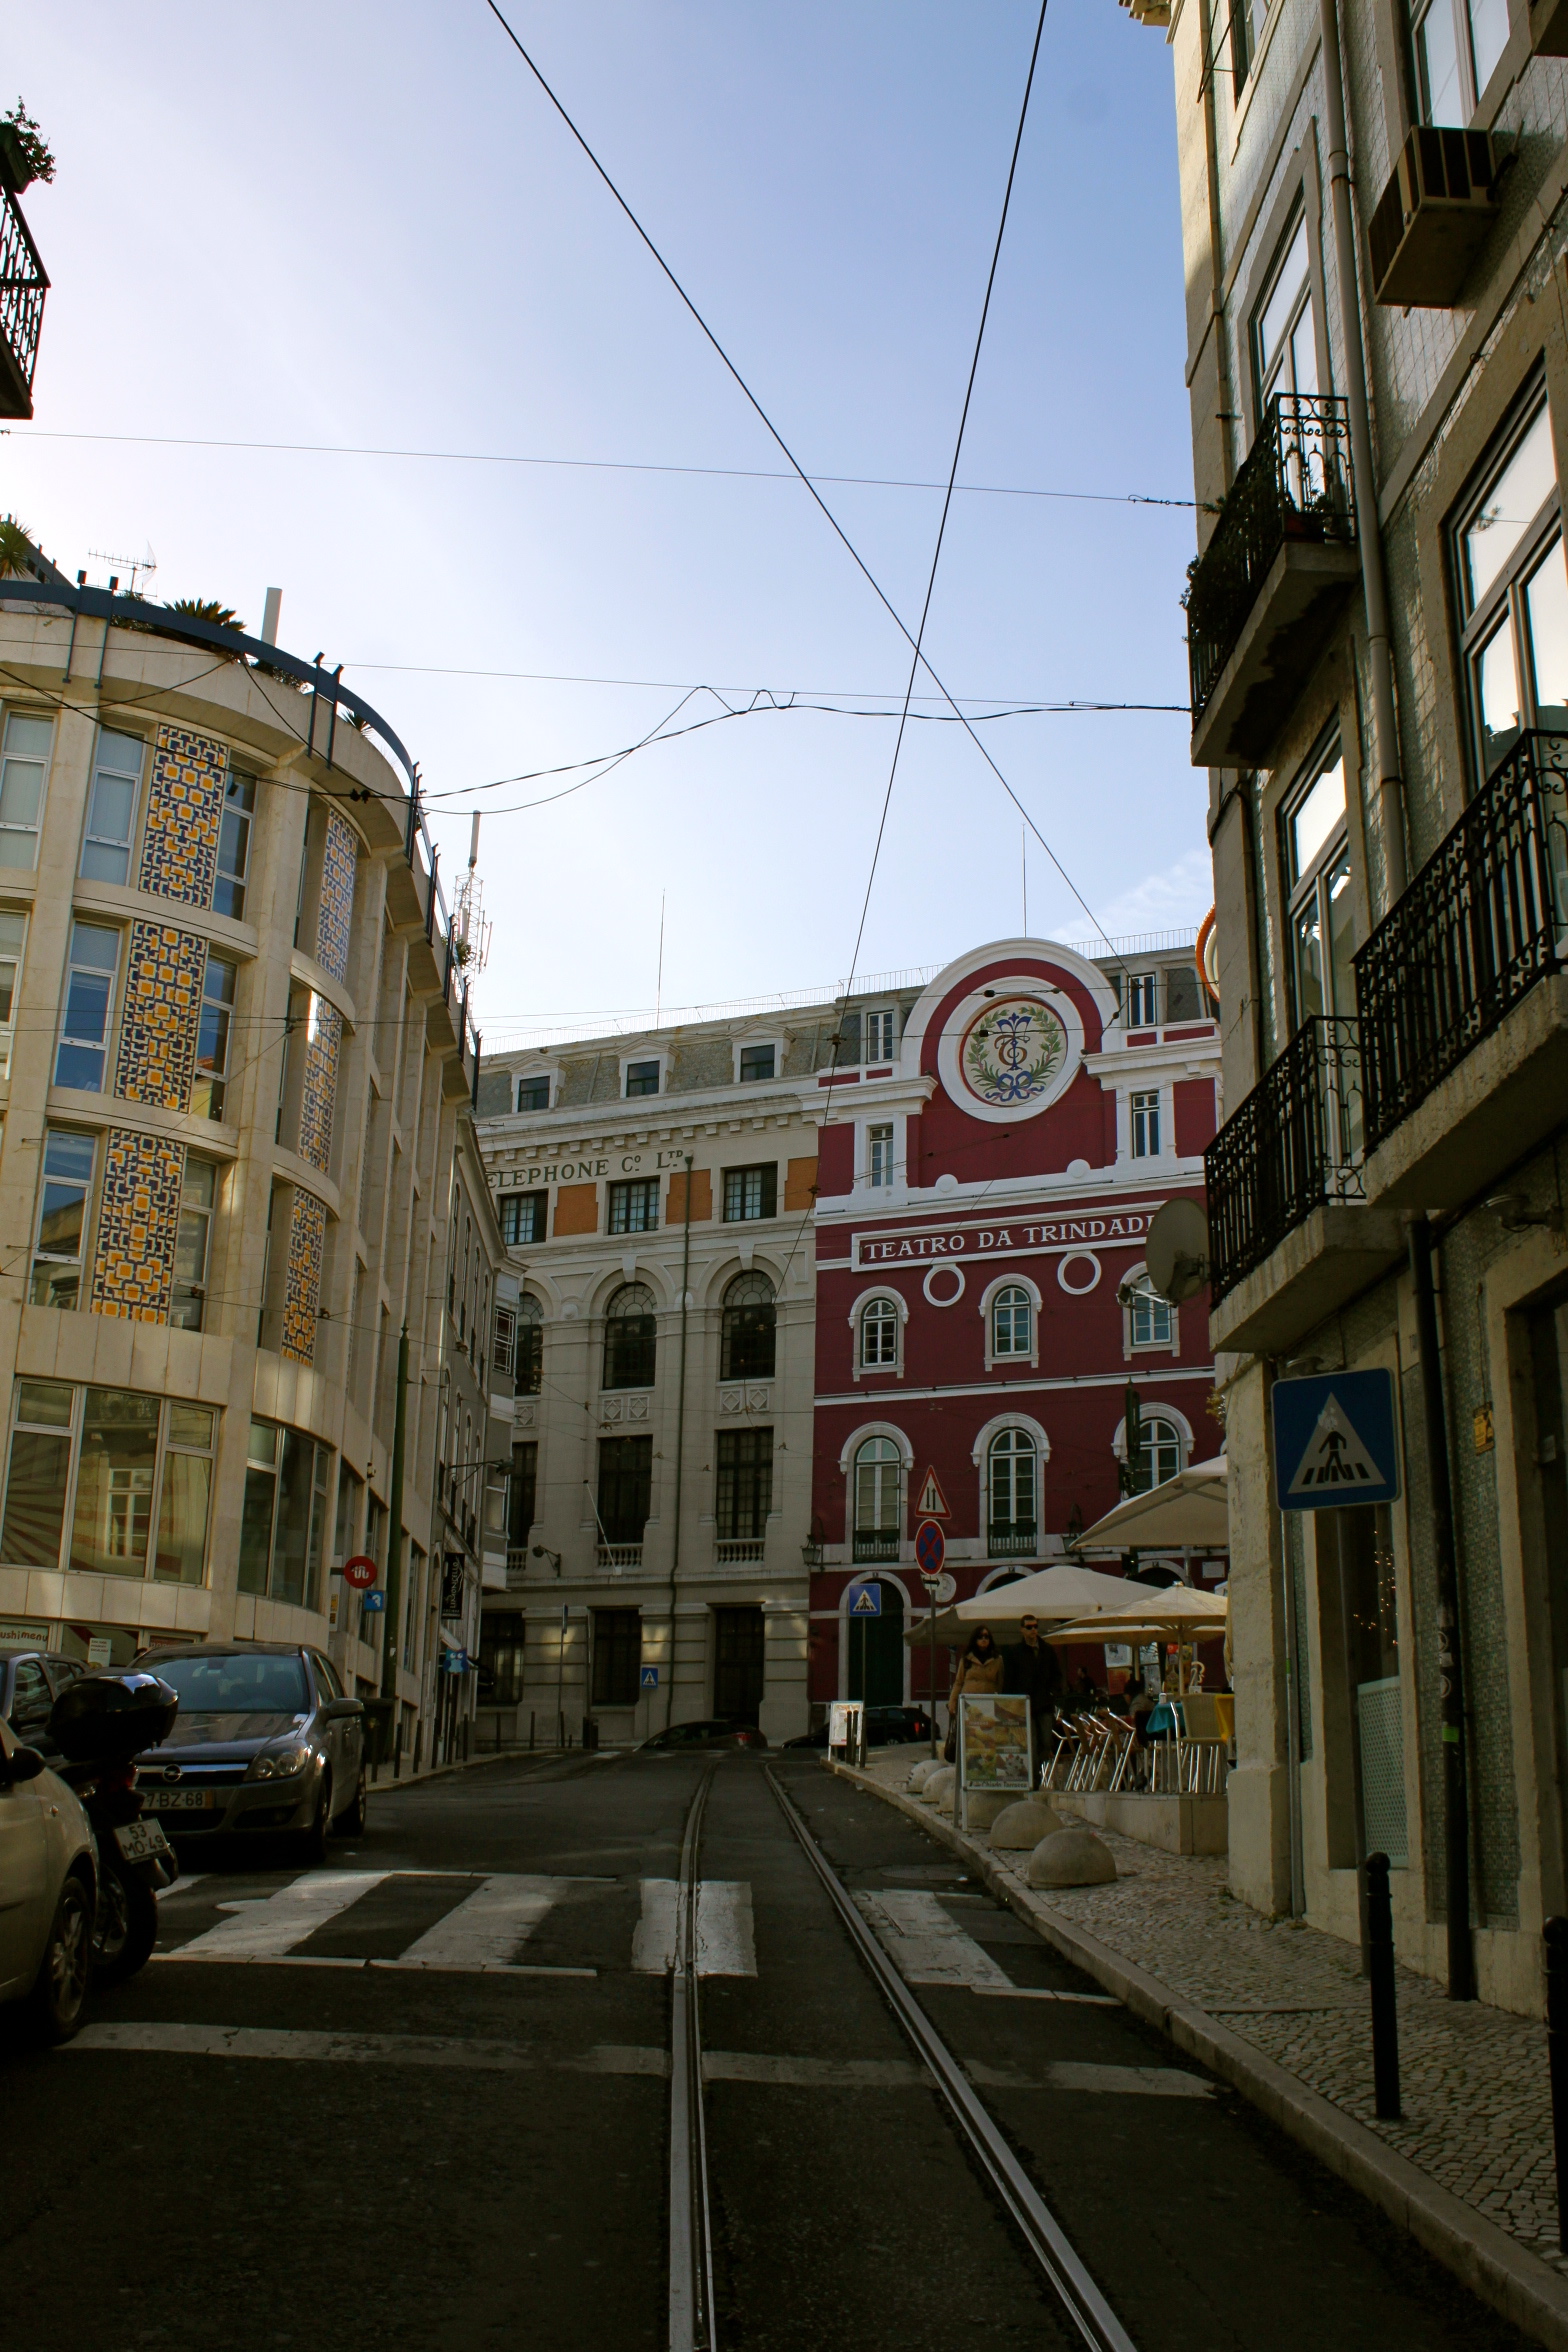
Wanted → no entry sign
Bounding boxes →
[914,1520,946,1577]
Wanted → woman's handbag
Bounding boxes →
[942,1723,957,1763]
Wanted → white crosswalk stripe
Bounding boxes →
[395,1874,563,1968]
[853,1889,1014,1989]
[164,1871,389,1960]
[632,1880,758,1976]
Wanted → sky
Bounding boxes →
[5,3,1199,1049]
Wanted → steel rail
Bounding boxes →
[764,1767,1138,2352]
[668,1767,718,2352]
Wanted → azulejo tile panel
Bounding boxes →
[298,995,341,1175]
[90,1130,186,1323]
[114,921,207,1110]
[281,1190,327,1364]
[316,810,358,983]
[139,723,227,906]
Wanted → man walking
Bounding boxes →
[1004,1611,1062,1774]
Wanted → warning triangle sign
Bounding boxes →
[1286,1392,1385,1497]
[916,1467,950,1518]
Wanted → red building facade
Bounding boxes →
[809,936,1223,1716]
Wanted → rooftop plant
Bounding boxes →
[0,515,38,578]
[0,103,55,194]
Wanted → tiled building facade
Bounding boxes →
[0,568,492,1766]
[1131,0,1568,2011]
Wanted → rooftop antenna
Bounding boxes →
[452,810,491,983]
[88,544,156,596]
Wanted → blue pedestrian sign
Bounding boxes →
[361,1589,387,1613]
[848,1580,883,1617]
[640,1665,660,1689]
[1273,1370,1401,1510]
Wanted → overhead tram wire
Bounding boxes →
[480,0,1133,974]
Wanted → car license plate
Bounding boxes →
[140,1787,216,1811]
[114,1818,172,1862]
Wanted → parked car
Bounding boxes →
[639,1719,769,1753]
[784,1706,933,1750]
[0,1712,95,2040]
[132,1644,367,1860]
[2,1650,87,1760]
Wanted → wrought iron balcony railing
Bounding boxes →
[987,1527,1038,1556]
[1356,729,1568,1153]
[1183,394,1356,723]
[1205,1016,1365,1302]
[852,1530,901,1562]
[0,181,47,418]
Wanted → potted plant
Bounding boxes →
[0,104,54,197]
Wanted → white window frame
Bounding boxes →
[1112,1404,1193,1493]
[1124,972,1160,1029]
[969,1412,1050,1562]
[1126,1086,1165,1162]
[55,919,122,1095]
[837,1421,913,1555]
[514,1066,557,1114]
[1120,1262,1179,1361]
[0,709,52,872]
[849,1285,908,1380]
[979,1273,1042,1371]
[620,1050,666,1100]
[863,1008,897,1065]
[0,906,28,1080]
[30,1126,98,1309]
[79,726,146,886]
[733,1034,784,1085]
[861,1116,901,1193]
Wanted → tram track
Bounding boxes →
[668,1766,718,2352]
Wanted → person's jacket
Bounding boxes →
[1003,1637,1063,1715]
[949,1651,1006,1707]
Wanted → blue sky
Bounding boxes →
[6,3,1199,1045]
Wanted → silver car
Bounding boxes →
[133,1644,367,1861]
[0,1713,95,2039]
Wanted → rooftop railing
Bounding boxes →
[1205,1015,1365,1302]
[1183,393,1356,723]
[0,181,47,417]
[1356,728,1568,1153]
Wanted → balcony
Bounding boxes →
[987,1528,1038,1557]
[0,182,47,419]
[597,1543,643,1570]
[715,1538,766,1564]
[1184,395,1360,768]
[852,1531,901,1563]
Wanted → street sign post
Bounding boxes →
[342,1555,377,1592]
[915,1521,946,1758]
[847,1579,881,1718]
[1273,1370,1401,1509]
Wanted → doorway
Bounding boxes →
[713,1605,765,1723]
[847,1578,906,1705]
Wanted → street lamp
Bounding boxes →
[531,1544,562,1576]
[800,1516,825,1570]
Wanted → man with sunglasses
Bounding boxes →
[1004,1610,1063,1766]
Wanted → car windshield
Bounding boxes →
[148,1654,309,1714]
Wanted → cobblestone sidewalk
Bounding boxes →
[860,1751,1562,2277]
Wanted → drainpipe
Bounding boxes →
[1408,1217,1476,2000]
[665,1154,695,1731]
[1319,0,1408,904]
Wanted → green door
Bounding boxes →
[848,1579,905,1705]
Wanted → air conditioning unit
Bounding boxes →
[1369,128,1500,307]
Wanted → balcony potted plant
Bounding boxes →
[0,104,54,197]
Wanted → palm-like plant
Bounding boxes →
[167,597,247,632]
[0,516,37,578]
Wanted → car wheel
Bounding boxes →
[331,1769,367,1840]
[299,1774,332,1866]
[22,1871,93,2043]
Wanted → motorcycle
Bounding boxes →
[49,1670,181,1986]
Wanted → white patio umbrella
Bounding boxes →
[1046,1582,1228,1644]
[904,1561,1167,1647]
[1074,1455,1229,1552]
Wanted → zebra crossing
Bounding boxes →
[154,1870,760,1978]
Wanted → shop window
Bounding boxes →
[55,918,119,1092]
[1454,394,1567,779]
[860,1295,899,1369]
[191,951,236,1121]
[716,1428,772,1539]
[0,1381,215,1583]
[79,728,145,884]
[31,1128,96,1308]
[603,1283,656,1390]
[721,1271,775,1381]
[0,712,50,868]
[592,1608,642,1705]
[0,1379,73,1566]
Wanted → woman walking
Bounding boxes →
[945,1625,1004,1758]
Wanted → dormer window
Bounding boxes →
[517,1075,550,1112]
[865,1009,895,1062]
[625,1059,660,1098]
[740,1043,776,1082]
[1125,972,1159,1027]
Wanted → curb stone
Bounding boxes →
[828,1757,1568,2352]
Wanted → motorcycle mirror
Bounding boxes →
[0,1744,46,1785]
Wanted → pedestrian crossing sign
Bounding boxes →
[848,1581,882,1616]
[640,1665,659,1689]
[1273,1369,1400,1510]
[916,1467,950,1517]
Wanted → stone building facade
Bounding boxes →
[1131,0,1568,2010]
[0,567,487,1768]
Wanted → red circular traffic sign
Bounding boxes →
[342,1555,378,1592]
[914,1520,946,1575]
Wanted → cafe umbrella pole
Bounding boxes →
[929,1582,939,1760]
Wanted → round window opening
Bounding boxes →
[1057,1251,1102,1296]
[923,1263,967,1307]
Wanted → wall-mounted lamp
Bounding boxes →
[531,1544,563,1576]
[1485,1193,1563,1233]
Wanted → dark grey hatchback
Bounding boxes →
[132,1644,366,1861]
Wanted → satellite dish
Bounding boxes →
[1147,1197,1210,1303]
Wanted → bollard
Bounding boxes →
[1545,1918,1568,2237]
[1364,1851,1401,2120]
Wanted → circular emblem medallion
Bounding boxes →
[960,997,1067,1110]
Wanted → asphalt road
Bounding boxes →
[0,1746,1535,2352]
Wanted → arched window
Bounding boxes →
[992,1285,1032,1358]
[1126,1272,1173,1348]
[987,1428,1038,1554]
[721,1270,776,1382]
[516,1293,543,1397]
[1129,1413,1182,1493]
[860,1295,899,1369]
[853,1436,902,1558]
[603,1283,657,1390]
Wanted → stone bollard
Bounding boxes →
[989,1796,1067,1849]
[907,1758,940,1793]
[1026,1828,1117,1888]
